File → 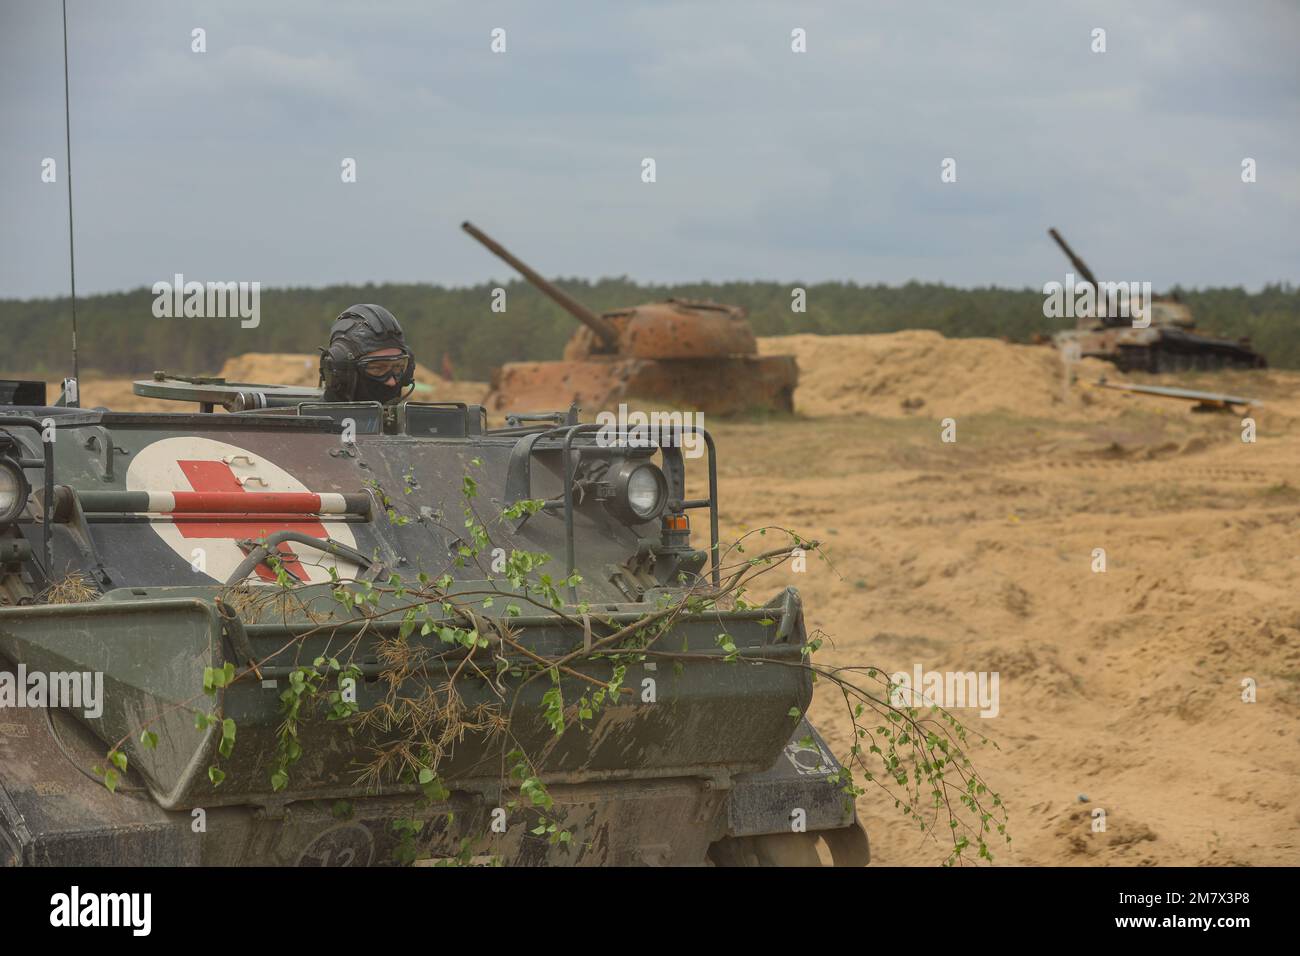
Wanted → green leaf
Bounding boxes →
[208,766,226,787]
[219,718,237,758]
[139,729,158,750]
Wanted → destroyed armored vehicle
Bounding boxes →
[1047,228,1267,372]
[0,376,867,866]
[463,222,798,415]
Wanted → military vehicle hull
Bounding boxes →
[1045,227,1268,373]
[1,694,859,866]
[0,397,865,866]
[1054,325,1268,373]
[486,355,798,416]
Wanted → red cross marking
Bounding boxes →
[175,460,328,582]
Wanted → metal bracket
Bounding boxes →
[47,485,112,589]
[503,431,550,527]
[81,427,128,482]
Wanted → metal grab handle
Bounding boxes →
[559,424,719,601]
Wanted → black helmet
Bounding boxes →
[319,304,415,404]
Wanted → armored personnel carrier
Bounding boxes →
[0,376,867,866]
[463,222,799,415]
[1047,228,1267,373]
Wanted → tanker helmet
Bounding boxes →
[319,304,415,404]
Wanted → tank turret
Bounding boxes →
[462,222,797,413]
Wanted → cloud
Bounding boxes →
[0,0,1295,299]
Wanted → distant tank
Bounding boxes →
[1047,228,1267,373]
[462,222,798,414]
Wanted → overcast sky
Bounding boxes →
[2,0,1297,299]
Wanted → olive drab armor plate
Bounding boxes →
[0,385,866,866]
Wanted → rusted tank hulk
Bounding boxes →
[0,378,867,866]
[1046,227,1267,373]
[462,222,798,415]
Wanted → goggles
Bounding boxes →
[356,350,411,381]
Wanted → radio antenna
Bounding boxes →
[61,0,81,399]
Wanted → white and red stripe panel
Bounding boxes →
[80,490,366,515]
[123,436,365,585]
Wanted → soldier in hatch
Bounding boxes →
[318,304,415,404]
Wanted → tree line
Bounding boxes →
[2,279,1296,380]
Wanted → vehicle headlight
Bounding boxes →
[607,461,667,523]
[627,467,662,517]
[0,457,29,525]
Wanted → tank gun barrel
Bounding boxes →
[1048,228,1100,290]
[461,221,618,349]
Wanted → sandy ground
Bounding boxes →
[714,331,1300,866]
[8,332,1298,866]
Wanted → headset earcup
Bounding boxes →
[321,342,358,400]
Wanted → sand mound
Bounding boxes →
[759,330,1121,419]
[758,329,1300,425]
[219,353,324,388]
